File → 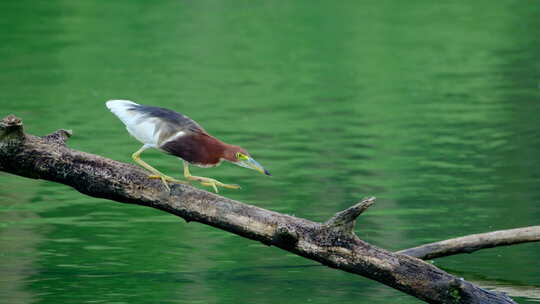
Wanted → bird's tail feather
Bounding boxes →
[105,99,138,111]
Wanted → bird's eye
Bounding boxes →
[236,152,248,160]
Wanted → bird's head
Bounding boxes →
[224,145,271,176]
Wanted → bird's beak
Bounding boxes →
[244,157,271,176]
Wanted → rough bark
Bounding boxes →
[398,226,540,260]
[0,115,517,304]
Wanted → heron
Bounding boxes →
[106,100,270,192]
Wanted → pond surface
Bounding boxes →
[1,1,539,303]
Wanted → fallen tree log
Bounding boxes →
[0,115,516,304]
[398,226,540,260]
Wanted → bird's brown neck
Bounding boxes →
[198,133,229,165]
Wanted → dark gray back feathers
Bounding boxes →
[128,104,206,145]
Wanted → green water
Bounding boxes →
[1,1,539,303]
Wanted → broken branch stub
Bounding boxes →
[0,114,24,146]
[42,129,72,145]
[324,197,375,235]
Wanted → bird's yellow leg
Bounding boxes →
[132,145,187,190]
[183,161,240,193]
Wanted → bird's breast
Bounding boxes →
[159,133,224,167]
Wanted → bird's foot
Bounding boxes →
[148,174,188,191]
[187,176,240,193]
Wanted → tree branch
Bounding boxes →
[398,226,540,260]
[0,115,517,304]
